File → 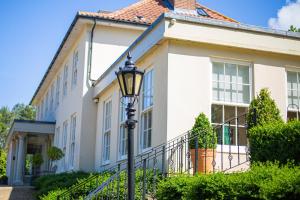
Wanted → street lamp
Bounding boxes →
[115,52,144,200]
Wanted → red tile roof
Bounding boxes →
[79,0,237,26]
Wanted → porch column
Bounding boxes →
[14,134,26,185]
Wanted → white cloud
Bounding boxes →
[268,0,300,30]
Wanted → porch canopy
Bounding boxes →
[5,120,55,185]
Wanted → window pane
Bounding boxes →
[237,65,249,84]
[212,62,224,81]
[224,106,235,124]
[225,83,236,102]
[225,63,237,83]
[287,111,298,121]
[237,107,248,125]
[287,71,298,90]
[211,104,222,123]
[237,85,250,103]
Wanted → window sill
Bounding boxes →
[216,145,248,154]
[102,160,111,166]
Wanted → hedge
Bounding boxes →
[248,120,300,164]
[35,169,161,200]
[156,162,300,200]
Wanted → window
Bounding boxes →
[211,61,251,146]
[103,100,112,163]
[140,69,153,150]
[50,84,54,113]
[69,115,76,168]
[40,100,44,120]
[287,71,300,120]
[63,65,68,97]
[72,50,78,88]
[45,92,49,118]
[197,8,209,16]
[56,74,61,108]
[62,121,68,170]
[55,127,60,147]
[213,62,251,104]
[119,96,128,159]
[211,105,248,146]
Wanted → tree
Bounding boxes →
[0,149,6,177]
[289,25,300,32]
[47,146,64,171]
[0,103,36,148]
[247,88,283,130]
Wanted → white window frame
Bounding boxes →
[118,93,128,160]
[50,84,54,113]
[45,92,49,119]
[63,64,68,97]
[211,59,252,153]
[72,50,78,88]
[55,74,61,109]
[140,69,154,152]
[62,121,68,170]
[69,114,76,169]
[102,99,112,165]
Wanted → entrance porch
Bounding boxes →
[5,120,55,186]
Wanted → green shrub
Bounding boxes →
[0,149,6,177]
[247,88,283,130]
[47,146,64,161]
[248,120,300,164]
[190,113,217,149]
[32,153,44,167]
[33,171,91,198]
[156,163,300,200]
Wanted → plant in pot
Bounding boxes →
[189,113,217,174]
[47,146,64,172]
[32,153,44,176]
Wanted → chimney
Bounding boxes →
[170,0,196,10]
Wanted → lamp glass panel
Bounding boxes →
[118,73,126,96]
[134,73,143,95]
[124,72,134,95]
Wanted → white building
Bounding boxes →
[5,0,300,185]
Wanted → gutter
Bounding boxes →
[165,12,300,40]
[87,19,97,82]
[29,13,149,105]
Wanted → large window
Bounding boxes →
[140,69,153,151]
[55,126,60,147]
[212,61,251,146]
[103,100,112,163]
[45,92,49,118]
[287,71,300,120]
[50,84,54,113]
[72,50,78,88]
[69,114,76,168]
[63,65,68,97]
[119,96,128,159]
[56,74,61,108]
[213,62,251,104]
[62,121,68,170]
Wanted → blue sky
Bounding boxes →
[0,0,297,108]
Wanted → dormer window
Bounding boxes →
[197,8,209,17]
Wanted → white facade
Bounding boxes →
[6,8,300,185]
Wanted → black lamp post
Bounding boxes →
[115,52,144,200]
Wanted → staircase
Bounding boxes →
[57,113,250,200]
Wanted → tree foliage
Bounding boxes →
[247,88,283,130]
[0,103,36,148]
[0,149,7,177]
[289,25,300,32]
[32,153,44,167]
[190,113,217,149]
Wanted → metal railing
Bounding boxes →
[58,113,250,200]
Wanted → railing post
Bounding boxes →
[162,145,166,178]
[117,164,121,200]
[194,135,199,174]
[142,159,147,200]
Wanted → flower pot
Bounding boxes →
[190,148,216,173]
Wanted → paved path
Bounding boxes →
[0,186,36,200]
